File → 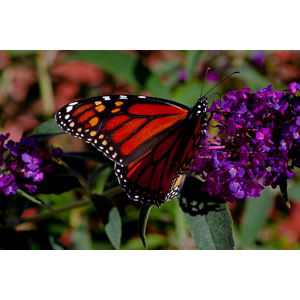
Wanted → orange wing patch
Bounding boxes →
[102,115,130,131]
[78,110,96,123]
[112,118,147,143]
[72,103,94,116]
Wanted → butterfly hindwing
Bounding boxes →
[115,125,185,206]
[115,109,207,207]
[55,95,189,166]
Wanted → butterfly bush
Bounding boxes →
[0,132,63,196]
[192,82,300,203]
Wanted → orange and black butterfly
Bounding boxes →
[55,94,208,207]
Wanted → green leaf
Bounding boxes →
[91,194,122,249]
[239,186,274,249]
[30,118,64,141]
[179,177,235,250]
[103,208,122,250]
[183,203,234,250]
[66,50,171,99]
[138,204,153,249]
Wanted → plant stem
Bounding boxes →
[16,189,72,228]
[36,50,55,118]
[14,186,122,227]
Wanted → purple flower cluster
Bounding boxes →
[192,82,300,203]
[0,132,63,196]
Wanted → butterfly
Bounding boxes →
[55,94,208,208]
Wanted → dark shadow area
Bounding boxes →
[91,194,114,225]
[32,159,83,195]
[179,176,227,216]
[134,60,151,86]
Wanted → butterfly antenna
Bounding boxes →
[200,67,211,98]
[204,71,240,98]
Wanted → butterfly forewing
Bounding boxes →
[55,95,189,166]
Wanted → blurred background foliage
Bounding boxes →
[1,50,300,250]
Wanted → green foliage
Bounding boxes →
[180,177,235,250]
[30,118,64,140]
[184,204,235,250]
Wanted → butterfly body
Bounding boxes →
[56,94,207,207]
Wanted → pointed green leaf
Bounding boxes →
[104,206,122,249]
[138,204,153,249]
[179,177,235,250]
[30,118,64,141]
